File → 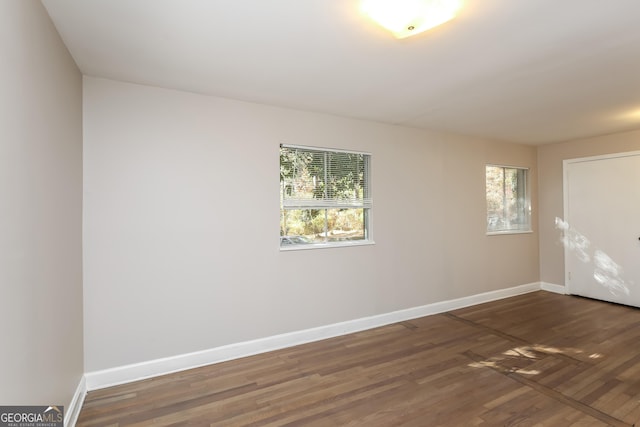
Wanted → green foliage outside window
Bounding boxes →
[280,146,371,245]
[486,165,530,233]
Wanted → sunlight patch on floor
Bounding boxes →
[468,344,597,377]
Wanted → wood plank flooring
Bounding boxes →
[77,291,640,426]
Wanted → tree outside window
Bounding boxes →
[280,145,372,247]
[486,165,531,233]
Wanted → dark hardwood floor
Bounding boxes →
[77,291,640,426]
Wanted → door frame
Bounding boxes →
[562,150,640,294]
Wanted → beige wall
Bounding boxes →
[83,77,539,372]
[538,129,640,286]
[0,0,83,407]
[6,0,639,404]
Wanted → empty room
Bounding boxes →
[4,0,640,425]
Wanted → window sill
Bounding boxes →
[280,240,376,251]
[486,230,533,236]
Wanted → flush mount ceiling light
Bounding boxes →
[617,108,640,122]
[361,0,463,39]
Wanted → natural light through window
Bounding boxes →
[467,344,597,377]
[486,165,531,234]
[280,145,372,249]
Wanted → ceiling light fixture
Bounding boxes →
[361,0,463,39]
[617,108,640,122]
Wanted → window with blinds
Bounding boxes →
[486,165,531,234]
[280,145,372,248]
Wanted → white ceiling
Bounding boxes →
[42,0,640,145]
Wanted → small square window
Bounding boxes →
[486,165,531,234]
[280,145,372,248]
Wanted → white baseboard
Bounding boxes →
[85,282,543,391]
[540,282,566,294]
[65,375,86,427]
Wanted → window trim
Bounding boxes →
[282,143,371,157]
[485,163,532,236]
[280,144,373,250]
[486,229,534,236]
[279,239,375,251]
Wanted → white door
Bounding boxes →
[564,152,640,307]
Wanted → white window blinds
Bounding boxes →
[280,145,372,210]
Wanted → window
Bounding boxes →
[486,165,531,234]
[280,145,372,248]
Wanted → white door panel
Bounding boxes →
[565,153,640,307]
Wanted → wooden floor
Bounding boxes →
[77,291,640,426]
